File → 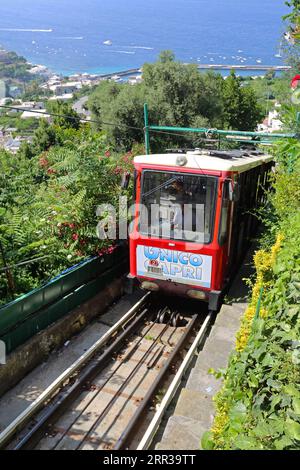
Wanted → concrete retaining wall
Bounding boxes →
[0,277,124,398]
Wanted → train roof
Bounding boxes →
[134,149,274,173]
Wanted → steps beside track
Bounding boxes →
[155,249,254,450]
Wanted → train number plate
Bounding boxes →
[147,266,163,274]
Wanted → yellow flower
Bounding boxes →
[208,234,283,447]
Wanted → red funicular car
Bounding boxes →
[129,149,273,311]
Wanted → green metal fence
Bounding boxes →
[0,245,128,354]
[143,103,297,154]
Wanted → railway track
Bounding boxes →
[0,293,213,451]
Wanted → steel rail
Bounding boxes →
[75,315,174,450]
[13,307,151,450]
[137,310,214,450]
[114,313,198,450]
[0,292,151,449]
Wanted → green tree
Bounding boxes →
[222,71,264,131]
[156,50,175,64]
[32,120,57,154]
[88,51,225,150]
[19,141,34,159]
[47,100,81,130]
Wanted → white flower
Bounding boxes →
[67,254,72,260]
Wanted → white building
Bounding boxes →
[49,93,73,101]
[268,109,283,132]
[3,137,22,153]
[2,135,32,154]
[258,104,283,133]
[128,75,143,85]
[14,101,45,111]
[50,82,82,95]
[21,110,50,120]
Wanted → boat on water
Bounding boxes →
[103,40,112,46]
[275,41,283,58]
[111,75,123,83]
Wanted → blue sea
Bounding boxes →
[0,0,289,75]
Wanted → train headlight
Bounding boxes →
[141,281,159,292]
[176,155,187,166]
[187,289,207,300]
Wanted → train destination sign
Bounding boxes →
[136,245,212,288]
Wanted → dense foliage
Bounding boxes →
[202,149,300,450]
[201,113,300,451]
[0,113,39,133]
[0,50,32,82]
[284,1,300,28]
[88,52,264,151]
[202,4,300,449]
[221,71,263,131]
[244,75,291,113]
[0,119,136,305]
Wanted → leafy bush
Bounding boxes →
[0,124,136,305]
[202,141,300,450]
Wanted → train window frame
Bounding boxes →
[139,169,218,245]
[218,180,232,246]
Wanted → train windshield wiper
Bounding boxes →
[142,176,179,200]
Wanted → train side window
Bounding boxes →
[219,181,231,246]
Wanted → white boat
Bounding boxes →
[275,42,283,58]
[103,40,112,46]
[111,75,123,83]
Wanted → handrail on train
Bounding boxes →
[143,103,298,155]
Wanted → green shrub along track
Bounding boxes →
[203,141,300,450]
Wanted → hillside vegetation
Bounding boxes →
[0,113,135,305]
[0,49,32,82]
[203,141,300,450]
[88,51,263,150]
[202,2,300,450]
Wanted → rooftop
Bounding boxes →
[21,110,50,119]
[134,149,273,173]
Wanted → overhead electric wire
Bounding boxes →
[0,255,52,272]
[150,128,201,139]
[0,105,144,133]
[0,105,264,143]
[0,105,202,138]
[0,105,241,141]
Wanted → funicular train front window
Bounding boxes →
[140,171,217,243]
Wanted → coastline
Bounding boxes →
[0,43,287,87]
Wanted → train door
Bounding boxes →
[217,179,233,286]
